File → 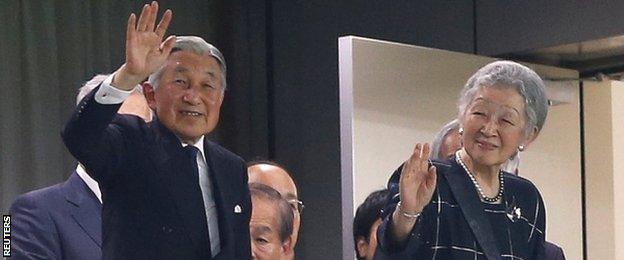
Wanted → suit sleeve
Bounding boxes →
[9,195,62,260]
[238,159,252,259]
[61,86,126,185]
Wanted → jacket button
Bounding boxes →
[162,226,173,234]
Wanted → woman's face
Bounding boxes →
[461,86,529,167]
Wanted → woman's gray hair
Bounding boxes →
[430,119,460,160]
[148,36,227,91]
[457,60,548,135]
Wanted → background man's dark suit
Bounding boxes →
[10,171,102,260]
[61,88,251,259]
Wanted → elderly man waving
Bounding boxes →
[62,2,251,259]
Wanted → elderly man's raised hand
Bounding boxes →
[113,1,176,91]
[391,143,437,242]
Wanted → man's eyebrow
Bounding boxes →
[252,225,272,234]
[204,71,218,81]
[174,66,188,73]
[173,66,218,81]
[174,65,216,77]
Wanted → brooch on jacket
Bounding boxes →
[505,196,522,222]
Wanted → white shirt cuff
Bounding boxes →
[94,74,135,104]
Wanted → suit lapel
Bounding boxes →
[442,161,501,260]
[149,119,210,257]
[63,172,102,248]
[203,140,235,255]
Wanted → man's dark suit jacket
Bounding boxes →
[10,171,102,260]
[61,88,252,259]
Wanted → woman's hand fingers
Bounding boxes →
[393,143,437,242]
[425,165,437,191]
[399,142,435,213]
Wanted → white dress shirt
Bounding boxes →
[95,74,221,256]
[184,136,220,256]
[76,164,102,203]
[94,74,134,104]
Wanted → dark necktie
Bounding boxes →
[182,145,212,257]
[183,145,200,179]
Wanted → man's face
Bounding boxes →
[144,51,224,143]
[355,218,382,260]
[251,197,290,260]
[365,219,382,260]
[248,164,301,248]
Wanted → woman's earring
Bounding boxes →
[518,145,525,152]
[458,127,464,135]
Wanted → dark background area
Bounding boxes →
[2,1,624,259]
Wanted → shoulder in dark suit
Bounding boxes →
[9,171,102,260]
[62,88,251,259]
[539,241,566,260]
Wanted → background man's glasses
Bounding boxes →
[288,199,305,214]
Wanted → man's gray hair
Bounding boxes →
[430,119,460,160]
[249,183,294,243]
[147,36,227,91]
[457,60,548,135]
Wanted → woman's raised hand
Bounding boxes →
[399,143,437,214]
[392,143,437,241]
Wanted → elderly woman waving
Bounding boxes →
[377,61,549,260]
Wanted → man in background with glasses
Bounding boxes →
[248,161,302,259]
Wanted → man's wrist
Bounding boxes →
[94,74,134,104]
[111,65,146,91]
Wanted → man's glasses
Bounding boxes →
[288,199,305,214]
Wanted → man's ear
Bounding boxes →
[214,90,225,108]
[142,82,157,110]
[355,236,369,259]
[281,237,293,257]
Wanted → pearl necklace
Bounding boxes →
[455,150,504,203]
